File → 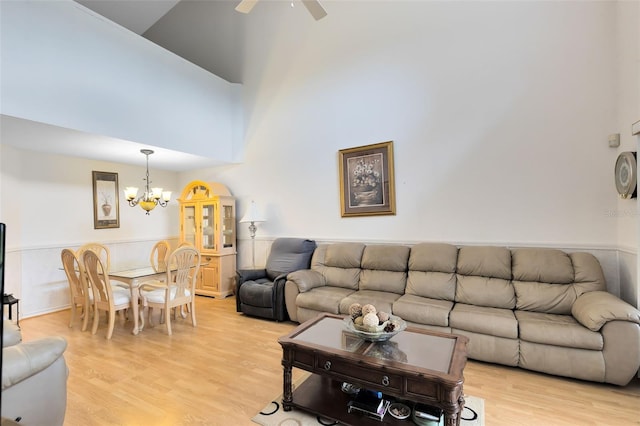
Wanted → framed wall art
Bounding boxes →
[92,171,120,229]
[339,141,396,217]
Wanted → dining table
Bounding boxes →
[109,261,204,335]
[109,266,168,335]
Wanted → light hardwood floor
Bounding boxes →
[16,296,640,426]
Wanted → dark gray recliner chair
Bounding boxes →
[236,238,316,321]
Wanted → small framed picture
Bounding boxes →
[92,171,120,229]
[339,141,396,217]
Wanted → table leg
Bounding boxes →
[444,394,465,426]
[282,360,293,412]
[129,280,144,335]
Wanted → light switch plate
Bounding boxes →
[609,133,620,148]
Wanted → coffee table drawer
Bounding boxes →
[406,377,440,399]
[293,351,315,369]
[316,355,402,391]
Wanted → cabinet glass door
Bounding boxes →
[183,205,197,246]
[222,205,234,248]
[201,203,215,250]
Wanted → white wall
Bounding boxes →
[0,0,241,161]
[614,0,640,307]
[198,1,620,244]
[187,1,639,305]
[2,1,639,317]
[0,144,181,316]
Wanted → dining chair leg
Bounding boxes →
[106,310,116,339]
[69,305,77,328]
[81,305,90,332]
[165,303,173,335]
[91,307,100,335]
[165,315,172,336]
[190,300,196,327]
[146,306,156,328]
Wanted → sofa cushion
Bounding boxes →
[409,242,458,272]
[312,244,364,290]
[515,310,603,350]
[571,252,607,295]
[339,290,401,316]
[392,294,453,327]
[450,303,518,339]
[322,243,365,268]
[456,275,515,309]
[407,243,457,301]
[361,244,410,271]
[513,248,573,314]
[360,269,407,294]
[238,281,274,308]
[457,246,511,280]
[513,250,608,315]
[359,245,409,294]
[512,248,574,284]
[406,271,456,301]
[296,286,355,314]
[456,246,515,309]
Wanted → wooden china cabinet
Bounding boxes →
[178,180,236,298]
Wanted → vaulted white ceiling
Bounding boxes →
[2,0,248,171]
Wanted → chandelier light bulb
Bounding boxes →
[125,149,171,215]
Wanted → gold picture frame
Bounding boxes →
[92,171,120,229]
[339,141,396,217]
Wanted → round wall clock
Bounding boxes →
[614,151,637,199]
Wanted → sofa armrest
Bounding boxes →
[2,321,22,347]
[237,268,268,284]
[286,269,325,293]
[2,337,67,390]
[572,291,640,332]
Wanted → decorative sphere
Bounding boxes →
[361,304,377,316]
[363,312,379,327]
[349,303,362,319]
[354,316,364,326]
[377,311,390,322]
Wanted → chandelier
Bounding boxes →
[124,149,171,215]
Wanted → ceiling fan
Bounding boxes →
[235,0,327,21]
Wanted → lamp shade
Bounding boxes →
[239,201,266,223]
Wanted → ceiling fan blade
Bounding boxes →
[235,0,259,14]
[301,0,327,20]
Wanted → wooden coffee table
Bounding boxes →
[278,313,469,426]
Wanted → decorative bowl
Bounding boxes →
[343,315,407,342]
[388,402,411,420]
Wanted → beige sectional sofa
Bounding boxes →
[284,242,640,386]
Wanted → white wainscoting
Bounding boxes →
[3,237,180,319]
[6,237,638,320]
[237,237,638,307]
[618,249,639,307]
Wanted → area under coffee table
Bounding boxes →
[278,313,469,426]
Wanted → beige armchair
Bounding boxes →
[1,321,68,425]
